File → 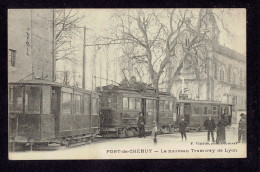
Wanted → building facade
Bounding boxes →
[170,10,246,123]
[8,9,54,82]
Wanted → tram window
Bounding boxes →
[159,100,164,111]
[193,107,199,114]
[62,92,72,115]
[123,97,128,110]
[75,95,83,115]
[212,106,217,115]
[96,98,100,114]
[165,101,170,110]
[84,94,91,116]
[129,97,135,110]
[111,94,117,109]
[9,86,23,112]
[25,86,41,114]
[42,86,51,114]
[204,107,208,115]
[92,98,97,114]
[176,105,180,114]
[169,101,173,111]
[136,98,141,110]
[147,99,154,111]
[208,106,212,114]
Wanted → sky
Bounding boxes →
[56,9,246,90]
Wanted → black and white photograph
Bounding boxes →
[8,8,246,159]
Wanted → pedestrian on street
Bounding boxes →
[216,114,228,144]
[179,117,188,141]
[238,113,247,143]
[151,122,158,145]
[137,112,146,138]
[204,115,216,142]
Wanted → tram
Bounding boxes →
[8,79,100,150]
[176,99,232,132]
[98,82,177,138]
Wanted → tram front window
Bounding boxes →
[9,86,23,112]
[25,86,41,114]
[146,100,154,111]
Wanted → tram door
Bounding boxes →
[184,103,191,124]
[141,98,146,117]
[51,87,61,137]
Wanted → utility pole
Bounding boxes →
[82,26,86,89]
[52,9,56,82]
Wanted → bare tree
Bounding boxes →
[55,9,85,63]
[103,9,230,92]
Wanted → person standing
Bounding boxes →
[179,117,188,141]
[151,122,158,145]
[204,115,216,142]
[216,114,228,144]
[238,113,247,143]
[137,112,146,138]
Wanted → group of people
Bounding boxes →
[179,113,247,143]
[137,112,246,144]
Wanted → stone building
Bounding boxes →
[170,9,246,122]
[8,9,54,82]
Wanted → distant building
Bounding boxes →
[8,9,54,82]
[169,9,246,122]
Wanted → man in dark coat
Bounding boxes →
[179,117,188,141]
[238,113,246,143]
[204,115,216,142]
[137,112,146,138]
[216,114,228,144]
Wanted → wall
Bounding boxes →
[8,9,54,82]
[8,10,33,82]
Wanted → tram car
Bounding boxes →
[98,85,153,138]
[8,79,100,150]
[157,92,177,134]
[98,83,177,138]
[176,99,232,132]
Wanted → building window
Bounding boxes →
[214,63,218,79]
[9,49,16,67]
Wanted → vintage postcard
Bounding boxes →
[8,8,246,159]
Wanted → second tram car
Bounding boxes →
[8,80,100,150]
[176,99,232,131]
[99,84,177,137]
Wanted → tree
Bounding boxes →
[55,9,85,63]
[104,9,230,92]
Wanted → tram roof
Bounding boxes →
[176,99,232,105]
[8,79,98,94]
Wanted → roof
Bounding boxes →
[8,79,97,94]
[177,99,232,105]
[212,43,246,63]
